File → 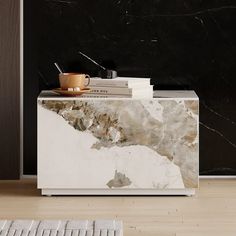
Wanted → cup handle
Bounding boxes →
[85,74,90,87]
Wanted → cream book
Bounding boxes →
[80,93,153,98]
[89,77,151,88]
[89,85,153,95]
[84,86,153,98]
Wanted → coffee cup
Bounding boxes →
[59,73,90,90]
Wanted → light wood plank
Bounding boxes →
[0,179,236,236]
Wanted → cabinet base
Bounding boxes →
[41,188,195,196]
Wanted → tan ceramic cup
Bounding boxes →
[59,73,90,90]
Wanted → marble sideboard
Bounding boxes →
[37,90,199,196]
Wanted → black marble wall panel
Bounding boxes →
[24,0,236,175]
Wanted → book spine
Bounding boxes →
[89,87,132,95]
[89,80,128,87]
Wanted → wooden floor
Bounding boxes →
[0,179,236,236]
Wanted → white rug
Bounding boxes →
[0,220,123,236]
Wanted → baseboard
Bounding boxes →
[199,175,236,179]
[21,175,37,179]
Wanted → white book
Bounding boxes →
[80,92,153,99]
[89,85,153,96]
[89,77,151,88]
[80,94,133,98]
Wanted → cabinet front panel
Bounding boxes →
[38,98,198,189]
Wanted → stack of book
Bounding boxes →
[82,77,153,98]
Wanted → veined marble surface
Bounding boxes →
[38,92,198,189]
[25,1,236,176]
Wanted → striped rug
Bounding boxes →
[0,220,123,236]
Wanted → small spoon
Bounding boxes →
[54,62,64,74]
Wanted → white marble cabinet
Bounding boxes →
[37,91,199,195]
